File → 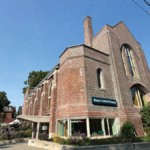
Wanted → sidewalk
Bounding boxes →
[0,138,29,145]
[0,142,46,150]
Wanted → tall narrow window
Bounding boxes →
[97,68,103,88]
[125,47,136,77]
[121,45,136,77]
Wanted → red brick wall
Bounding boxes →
[57,46,88,120]
[50,71,58,133]
[22,87,30,115]
[84,16,93,47]
[3,118,15,123]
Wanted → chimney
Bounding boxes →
[84,16,93,47]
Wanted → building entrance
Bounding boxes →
[32,123,37,139]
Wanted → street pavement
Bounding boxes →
[0,142,46,150]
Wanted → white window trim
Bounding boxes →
[57,117,118,138]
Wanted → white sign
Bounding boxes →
[42,126,48,130]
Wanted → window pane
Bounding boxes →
[108,119,117,135]
[104,119,109,135]
[142,95,147,106]
[39,123,49,140]
[57,120,67,137]
[97,69,101,88]
[131,87,147,106]
[131,88,138,106]
[71,119,87,136]
[134,95,139,106]
[48,98,51,110]
[90,119,103,137]
[57,120,63,136]
[122,51,127,75]
[138,90,145,106]
[137,91,142,106]
[124,46,136,77]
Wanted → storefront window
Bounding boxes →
[57,120,68,137]
[90,119,103,136]
[90,118,117,137]
[57,118,117,138]
[71,119,87,136]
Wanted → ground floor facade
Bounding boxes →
[18,115,120,140]
[57,117,119,138]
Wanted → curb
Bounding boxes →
[28,139,150,150]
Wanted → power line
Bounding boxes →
[144,0,150,6]
[131,0,150,16]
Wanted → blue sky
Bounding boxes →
[0,0,150,111]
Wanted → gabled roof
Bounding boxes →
[109,21,140,45]
[94,20,140,46]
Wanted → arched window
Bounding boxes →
[121,44,136,77]
[97,68,103,88]
[131,86,147,106]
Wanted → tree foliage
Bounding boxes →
[23,70,49,94]
[0,91,10,113]
[120,121,135,139]
[140,105,150,127]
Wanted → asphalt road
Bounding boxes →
[0,142,46,150]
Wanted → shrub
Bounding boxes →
[51,135,150,146]
[0,132,8,140]
[21,125,32,131]
[72,131,81,137]
[0,126,32,140]
[70,137,82,145]
[39,131,48,141]
[24,129,32,137]
[9,131,20,139]
[120,121,135,139]
[144,127,150,136]
[53,135,59,143]
[140,105,150,127]
[53,136,66,144]
[20,129,32,138]
[80,133,86,139]
[20,131,25,138]
[65,138,72,145]
[141,136,150,142]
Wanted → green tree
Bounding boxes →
[140,105,150,127]
[23,70,49,94]
[0,91,10,113]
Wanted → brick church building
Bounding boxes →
[19,16,150,139]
